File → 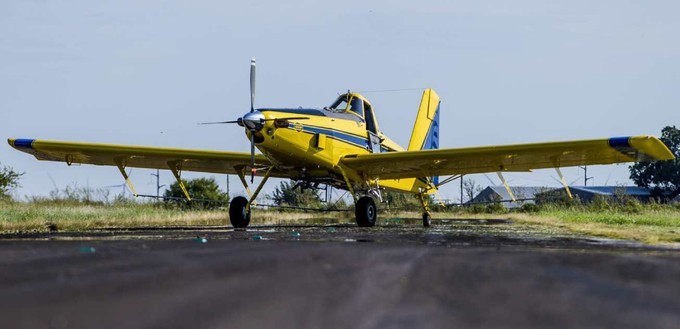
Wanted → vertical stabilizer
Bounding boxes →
[408,89,440,185]
[408,89,440,151]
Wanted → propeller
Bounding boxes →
[199,58,260,182]
[248,58,258,182]
[197,58,310,183]
[197,119,241,125]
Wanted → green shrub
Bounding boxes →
[519,203,541,213]
[485,202,507,214]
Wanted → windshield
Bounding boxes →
[349,96,364,117]
[328,94,364,117]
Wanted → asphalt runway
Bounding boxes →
[1,219,679,329]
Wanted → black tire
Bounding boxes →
[229,196,251,228]
[355,196,377,227]
[422,213,431,227]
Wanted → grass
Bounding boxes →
[1,198,679,246]
[0,200,351,232]
[509,205,680,245]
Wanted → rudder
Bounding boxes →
[408,89,440,151]
[408,89,440,185]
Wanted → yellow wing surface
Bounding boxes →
[340,136,675,180]
[7,138,285,177]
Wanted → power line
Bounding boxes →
[354,87,427,94]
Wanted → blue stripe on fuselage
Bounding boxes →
[289,124,370,149]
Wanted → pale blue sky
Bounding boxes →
[2,1,679,202]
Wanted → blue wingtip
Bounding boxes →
[11,139,35,149]
[608,136,631,148]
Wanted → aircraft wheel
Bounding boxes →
[356,196,377,227]
[422,213,431,227]
[229,196,251,228]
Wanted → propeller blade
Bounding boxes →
[197,120,240,125]
[250,58,256,113]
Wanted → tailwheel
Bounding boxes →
[355,196,377,227]
[422,213,431,227]
[229,196,251,228]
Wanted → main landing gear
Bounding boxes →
[229,192,432,228]
[227,166,432,228]
[352,194,431,227]
[355,196,377,227]
[229,196,250,228]
[228,167,273,228]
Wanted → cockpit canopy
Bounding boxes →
[328,93,364,117]
[328,93,378,134]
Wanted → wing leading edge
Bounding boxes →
[7,138,286,177]
[340,136,675,180]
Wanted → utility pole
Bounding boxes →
[226,175,230,197]
[579,166,594,186]
[151,169,165,199]
[460,175,464,204]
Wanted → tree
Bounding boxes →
[0,163,23,200]
[463,178,482,203]
[271,181,321,207]
[163,177,229,210]
[629,126,680,199]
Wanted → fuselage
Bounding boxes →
[246,93,428,194]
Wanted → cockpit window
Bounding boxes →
[329,95,349,112]
[349,97,364,117]
[328,94,365,118]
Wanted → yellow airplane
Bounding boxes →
[8,59,676,227]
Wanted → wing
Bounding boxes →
[8,138,288,177]
[340,136,675,180]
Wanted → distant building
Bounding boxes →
[468,185,654,208]
[536,186,653,203]
[466,186,552,208]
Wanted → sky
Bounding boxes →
[1,0,679,203]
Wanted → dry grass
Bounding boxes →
[0,201,352,232]
[2,200,680,246]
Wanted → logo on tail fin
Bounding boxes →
[422,104,439,151]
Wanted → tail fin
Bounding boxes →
[408,88,440,151]
[408,88,440,185]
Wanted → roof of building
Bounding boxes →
[470,185,652,205]
[567,186,651,196]
[482,186,552,201]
